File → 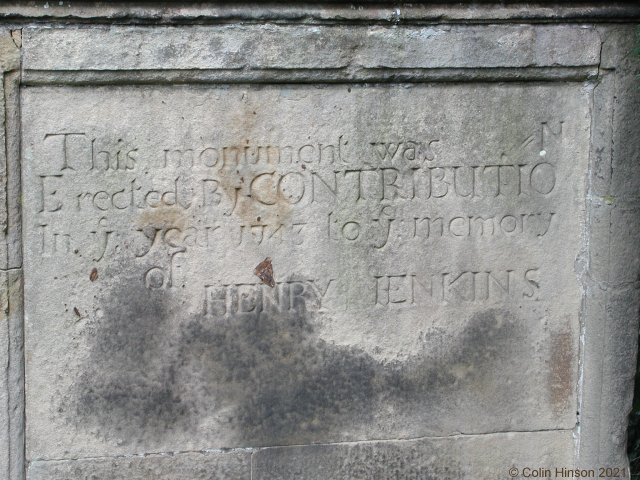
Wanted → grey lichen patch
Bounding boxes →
[64,274,518,448]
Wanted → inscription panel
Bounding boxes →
[22,84,589,458]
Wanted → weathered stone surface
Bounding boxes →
[27,450,251,480]
[23,25,601,71]
[3,3,640,24]
[0,26,21,480]
[0,270,9,480]
[22,82,587,460]
[1,269,24,480]
[253,430,574,480]
[0,4,637,479]
[577,24,640,470]
[0,29,20,270]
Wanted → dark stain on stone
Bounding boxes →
[71,285,191,438]
[66,277,518,447]
[255,442,465,480]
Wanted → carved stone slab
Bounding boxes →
[22,83,588,459]
[0,5,637,479]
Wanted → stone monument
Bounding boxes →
[1,2,639,479]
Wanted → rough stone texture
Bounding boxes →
[22,83,587,459]
[27,450,251,480]
[22,25,601,71]
[0,271,9,480]
[0,3,636,479]
[0,27,22,480]
[253,431,575,480]
[0,3,639,23]
[1,269,24,480]
[0,29,20,270]
[577,24,640,470]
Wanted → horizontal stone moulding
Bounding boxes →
[23,25,602,72]
[21,66,599,85]
[2,4,640,24]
